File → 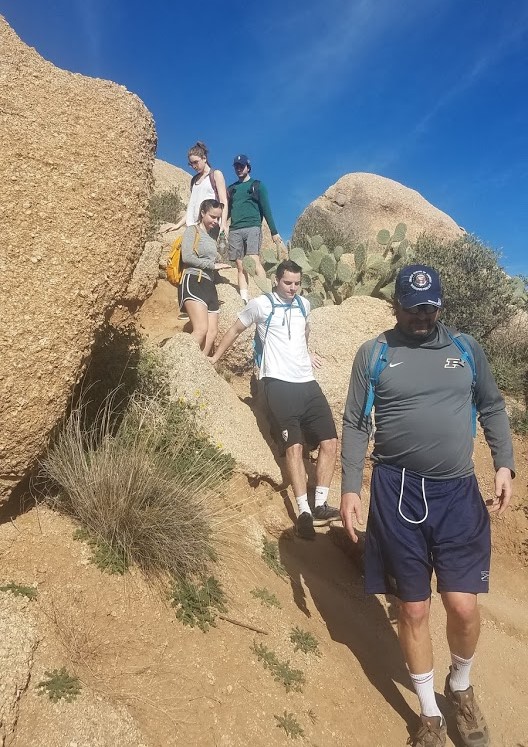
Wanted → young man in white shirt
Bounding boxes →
[210,260,340,538]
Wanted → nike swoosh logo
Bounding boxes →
[389,362,403,368]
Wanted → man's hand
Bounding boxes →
[310,352,323,369]
[340,492,364,543]
[272,233,283,245]
[488,467,513,515]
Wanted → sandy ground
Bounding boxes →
[3,280,526,747]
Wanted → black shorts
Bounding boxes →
[178,271,220,312]
[262,378,337,449]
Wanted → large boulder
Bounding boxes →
[294,172,464,248]
[152,158,190,206]
[0,18,156,503]
[308,296,395,428]
[162,335,282,485]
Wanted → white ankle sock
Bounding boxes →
[295,494,310,515]
[409,670,443,719]
[449,653,474,692]
[240,288,249,302]
[314,486,329,508]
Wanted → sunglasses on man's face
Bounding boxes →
[402,304,440,315]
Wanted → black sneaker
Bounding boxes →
[296,512,315,540]
[312,502,341,527]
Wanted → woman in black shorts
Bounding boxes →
[179,199,230,355]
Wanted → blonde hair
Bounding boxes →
[188,141,209,162]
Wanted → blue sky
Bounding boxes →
[3,0,527,275]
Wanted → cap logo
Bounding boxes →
[409,270,432,291]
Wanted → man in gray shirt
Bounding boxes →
[341,264,514,747]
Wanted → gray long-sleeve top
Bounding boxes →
[181,225,217,279]
[341,322,515,495]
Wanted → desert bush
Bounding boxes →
[147,188,184,239]
[483,314,528,399]
[292,207,358,253]
[413,234,524,341]
[41,352,234,582]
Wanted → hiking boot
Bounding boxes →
[407,716,447,747]
[296,512,315,540]
[444,671,490,746]
[312,502,341,526]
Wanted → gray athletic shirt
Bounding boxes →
[341,322,515,494]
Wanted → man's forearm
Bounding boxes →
[210,321,246,364]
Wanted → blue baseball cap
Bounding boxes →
[395,264,443,308]
[233,154,250,167]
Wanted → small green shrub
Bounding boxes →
[413,234,524,341]
[252,642,305,692]
[73,528,128,575]
[0,582,38,600]
[510,407,528,435]
[251,587,282,609]
[262,537,287,578]
[274,711,305,739]
[289,626,321,656]
[147,188,185,239]
[37,667,81,702]
[170,576,227,632]
[41,345,234,582]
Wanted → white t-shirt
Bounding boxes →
[238,293,314,382]
[185,173,216,226]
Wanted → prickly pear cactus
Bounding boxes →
[319,254,337,284]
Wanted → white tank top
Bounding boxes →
[185,172,216,226]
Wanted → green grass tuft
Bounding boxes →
[0,582,38,600]
[73,528,128,575]
[37,667,81,702]
[251,642,305,692]
[262,536,287,578]
[274,711,305,739]
[289,626,321,656]
[251,587,282,609]
[170,576,227,632]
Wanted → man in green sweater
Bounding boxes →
[228,154,283,303]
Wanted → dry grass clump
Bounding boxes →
[41,392,235,581]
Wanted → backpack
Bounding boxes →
[190,169,220,201]
[253,293,307,369]
[363,330,477,436]
[227,179,261,210]
[166,227,200,286]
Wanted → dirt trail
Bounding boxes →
[3,281,526,747]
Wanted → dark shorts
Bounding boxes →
[228,227,262,261]
[262,378,337,450]
[364,464,491,602]
[178,271,220,313]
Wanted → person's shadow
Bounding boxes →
[277,523,465,744]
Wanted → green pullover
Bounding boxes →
[228,178,278,235]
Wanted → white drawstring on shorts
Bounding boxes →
[398,467,429,524]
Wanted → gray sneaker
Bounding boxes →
[312,502,341,526]
[444,671,490,746]
[407,716,447,747]
[296,512,315,540]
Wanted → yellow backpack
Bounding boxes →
[166,227,200,285]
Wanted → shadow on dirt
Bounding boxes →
[278,525,418,738]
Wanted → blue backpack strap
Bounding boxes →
[363,337,388,419]
[447,330,477,437]
[294,294,307,318]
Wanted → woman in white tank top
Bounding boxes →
[171,141,228,232]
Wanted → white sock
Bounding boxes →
[295,494,311,515]
[314,486,329,507]
[409,670,443,719]
[449,653,474,692]
[240,288,249,302]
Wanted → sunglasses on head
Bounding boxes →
[402,304,440,315]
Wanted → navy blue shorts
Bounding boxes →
[364,464,491,601]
